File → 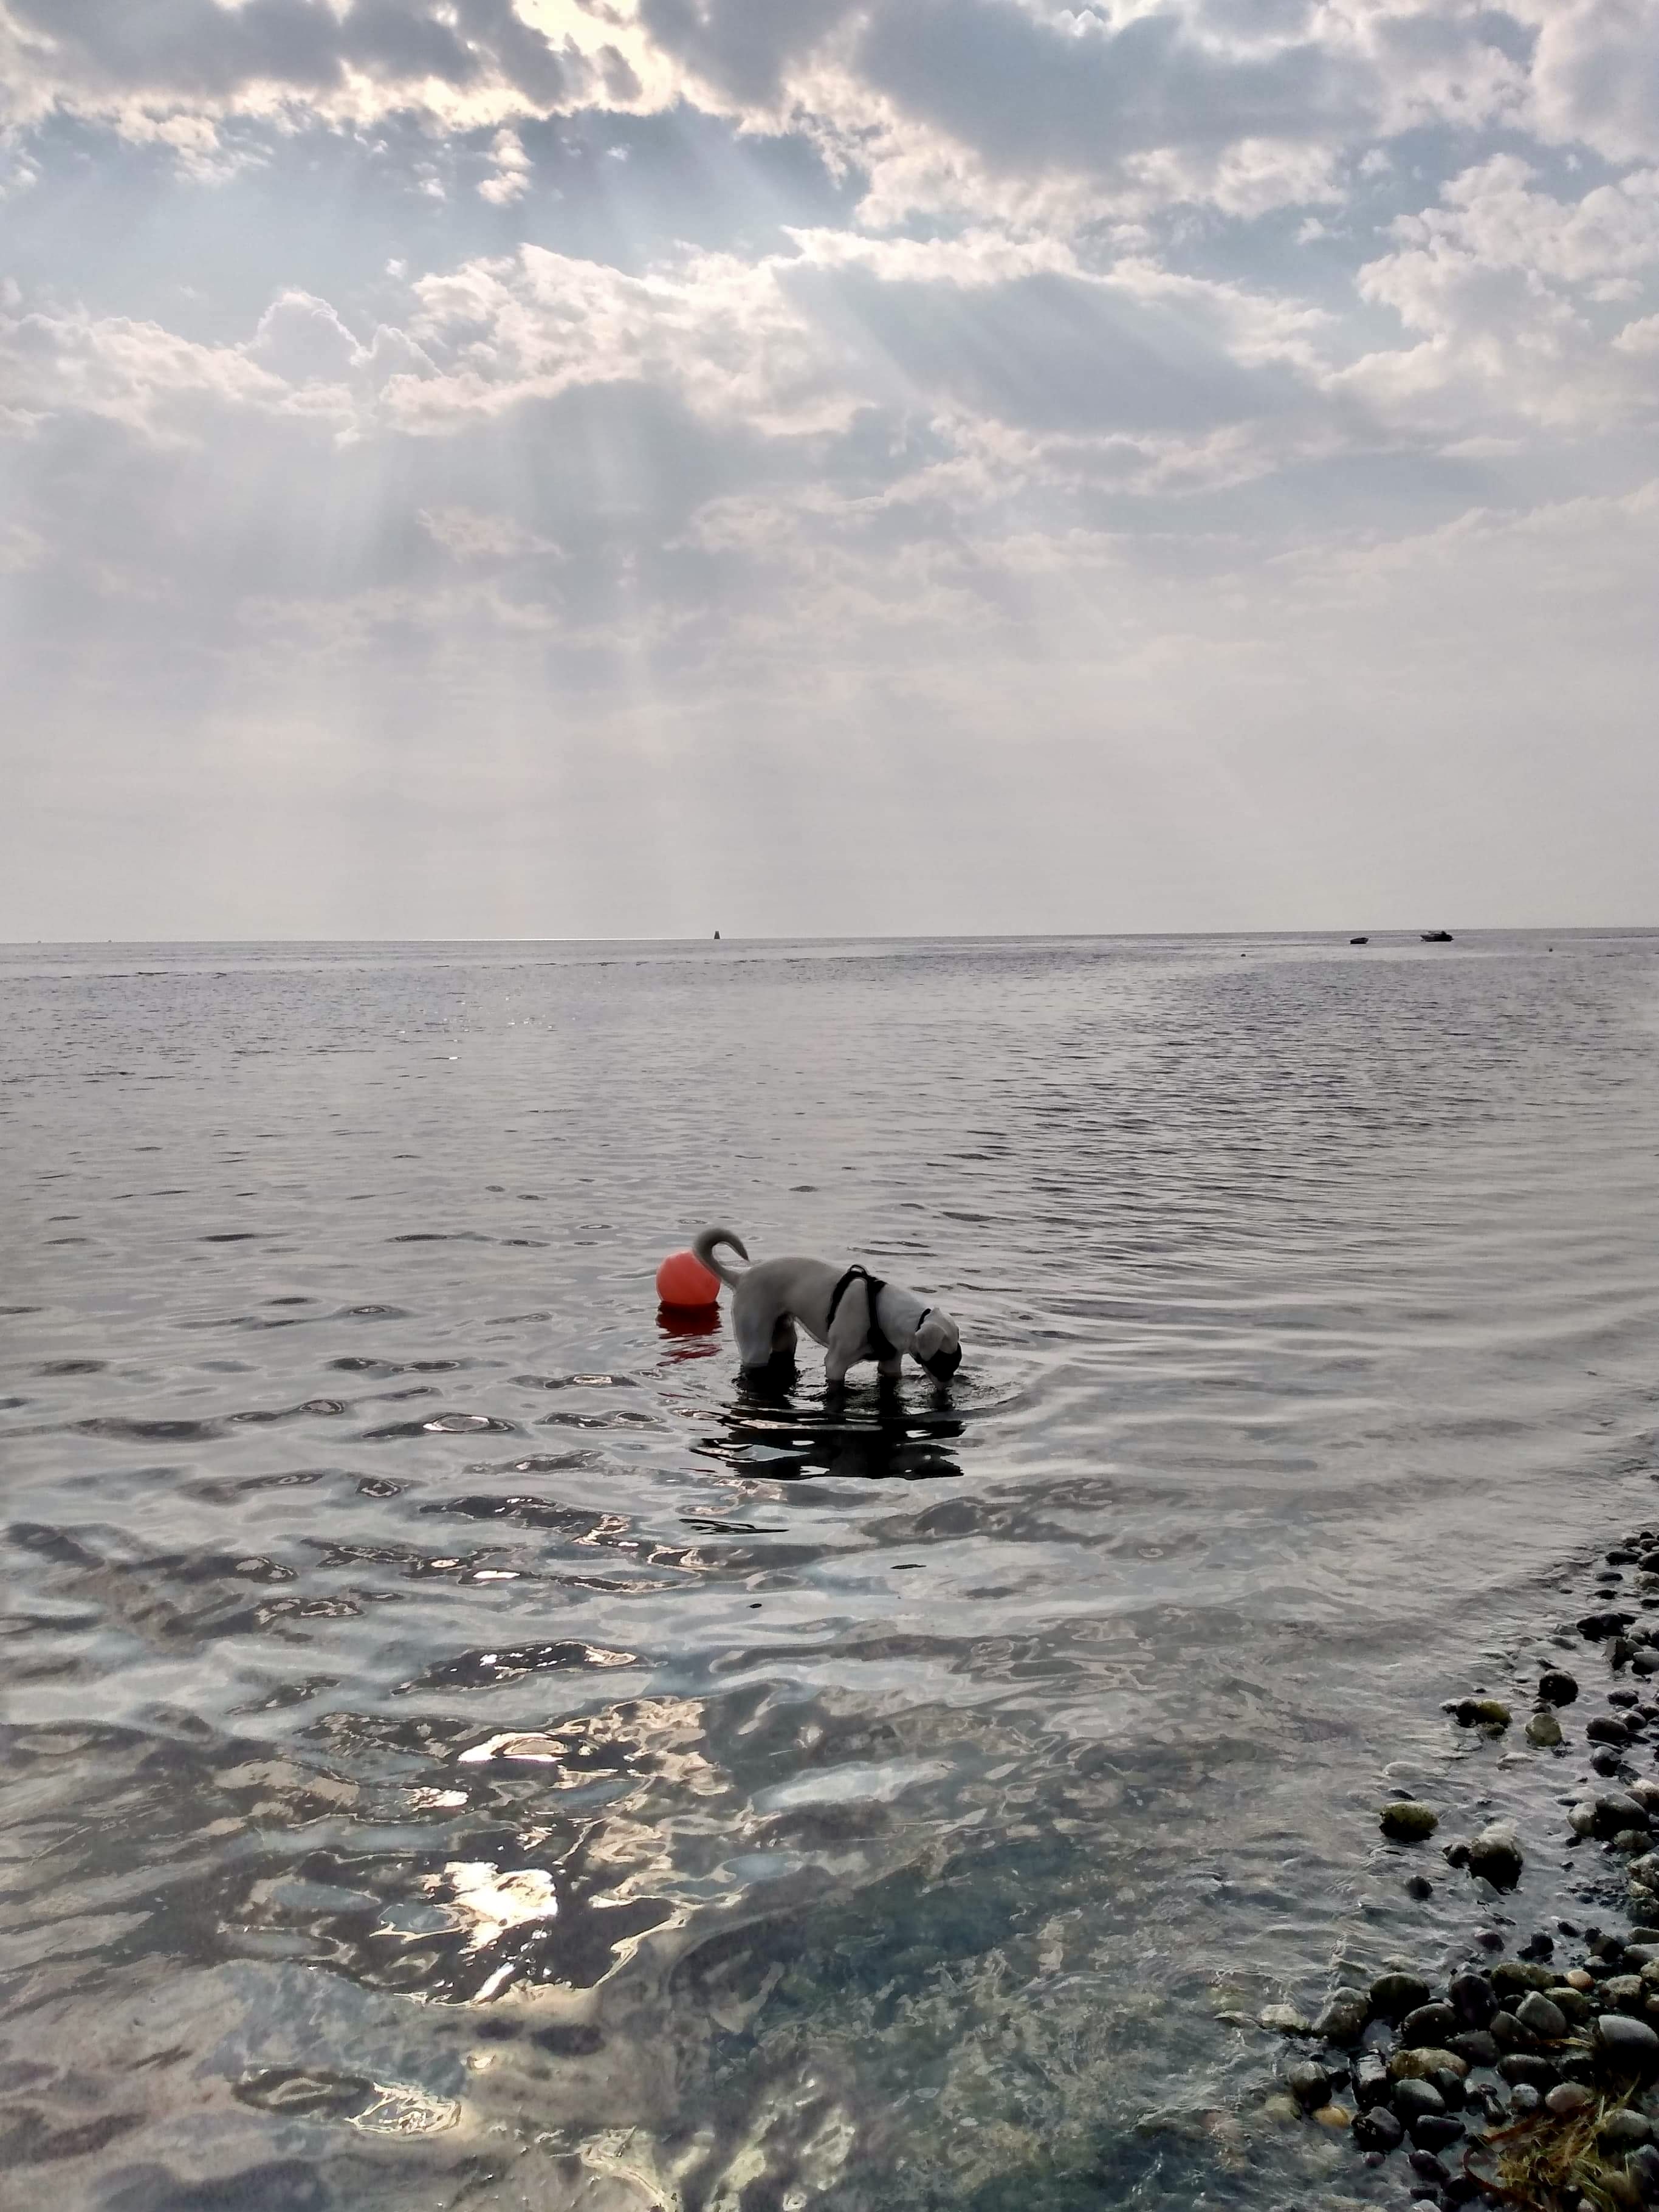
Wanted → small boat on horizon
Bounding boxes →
[1350,935,1369,944]
[1421,929,1454,943]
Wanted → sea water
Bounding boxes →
[4,932,1659,2211]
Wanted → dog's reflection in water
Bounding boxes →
[707,1361,966,1483]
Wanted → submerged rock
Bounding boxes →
[1527,1709,1565,1747]
[1314,1989,1370,2045]
[1452,1697,1513,1729]
[1288,2061,1332,2107]
[1380,1801,1440,1843]
[1580,1612,1635,1641]
[1468,1821,1524,1887]
[1258,2003,1311,2036]
[1539,1669,1580,1705]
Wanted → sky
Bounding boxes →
[2,0,1657,939]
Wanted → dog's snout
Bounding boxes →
[925,1347,962,1381]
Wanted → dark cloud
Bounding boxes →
[4,0,580,107]
[633,0,857,109]
[855,0,1364,173]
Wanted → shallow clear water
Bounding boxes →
[4,932,1659,2212]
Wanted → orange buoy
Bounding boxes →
[656,1249,721,1308]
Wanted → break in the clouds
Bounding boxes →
[2,1,1658,937]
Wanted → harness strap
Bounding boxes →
[825,1264,898,1363]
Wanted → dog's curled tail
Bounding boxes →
[692,1226,750,1288]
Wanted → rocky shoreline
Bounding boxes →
[1257,1523,1659,2209]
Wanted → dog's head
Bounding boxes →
[910,1306,962,1383]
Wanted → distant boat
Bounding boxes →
[1421,929,1454,943]
[713,929,721,941]
[1350,935,1369,945]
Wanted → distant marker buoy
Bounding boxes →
[656,1249,721,1308]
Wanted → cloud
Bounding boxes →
[1519,0,1659,163]
[478,122,532,201]
[0,0,600,128]
[417,503,562,560]
[1341,156,1659,433]
[5,0,1659,936]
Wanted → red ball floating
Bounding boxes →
[656,1249,721,1308]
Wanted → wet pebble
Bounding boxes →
[1412,2114,1465,2152]
[1598,2014,1659,2075]
[1353,2104,1404,2151]
[1258,2003,1310,2036]
[1500,2056,1559,2093]
[1546,2082,1596,2116]
[1539,1668,1580,1704]
[1406,1872,1435,1900]
[1394,2079,1447,2123]
[1390,2048,1469,2086]
[1371,1971,1433,2021]
[1354,2053,1390,2108]
[1450,1970,1497,2025]
[1448,2030,1499,2068]
[1401,2001,1458,2047]
[1516,1991,1569,2039]
[1603,2111,1657,2149]
[1527,1708,1565,1747]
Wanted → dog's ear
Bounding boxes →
[913,1308,959,1361]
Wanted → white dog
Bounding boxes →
[692,1228,963,1386]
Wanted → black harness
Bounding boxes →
[826,1264,904,1363]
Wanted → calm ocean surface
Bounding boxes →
[5,932,1659,2212]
